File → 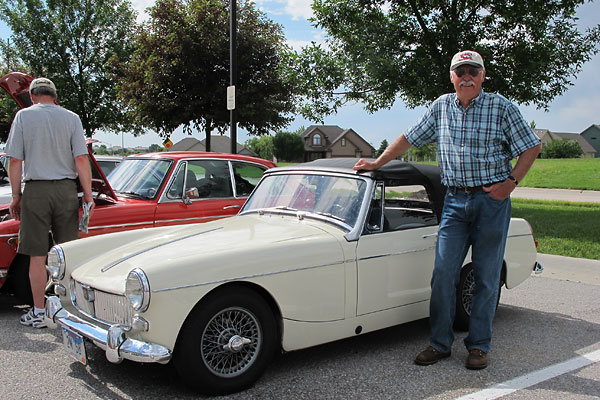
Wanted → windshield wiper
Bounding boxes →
[274,206,298,212]
[115,190,151,200]
[314,212,346,222]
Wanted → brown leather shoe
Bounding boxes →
[466,348,488,370]
[414,346,451,365]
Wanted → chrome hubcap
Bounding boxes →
[224,335,252,352]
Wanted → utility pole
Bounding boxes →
[229,0,237,154]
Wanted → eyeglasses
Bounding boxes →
[453,66,482,78]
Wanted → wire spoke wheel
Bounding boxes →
[461,269,476,316]
[201,306,262,378]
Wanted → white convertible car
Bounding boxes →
[45,158,542,394]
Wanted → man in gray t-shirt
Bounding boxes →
[5,77,94,328]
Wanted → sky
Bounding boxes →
[1,0,599,150]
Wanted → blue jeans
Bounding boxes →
[429,189,511,354]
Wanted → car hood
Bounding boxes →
[70,213,346,293]
[0,72,117,201]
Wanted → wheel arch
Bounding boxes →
[174,281,283,353]
[461,260,507,285]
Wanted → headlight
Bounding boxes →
[46,246,66,280]
[125,268,150,312]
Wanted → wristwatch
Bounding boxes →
[507,175,519,185]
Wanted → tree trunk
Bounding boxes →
[204,122,211,152]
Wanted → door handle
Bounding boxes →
[422,233,438,239]
[223,205,241,210]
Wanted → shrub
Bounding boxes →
[542,139,583,159]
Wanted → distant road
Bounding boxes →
[512,187,600,203]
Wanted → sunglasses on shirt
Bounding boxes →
[453,66,482,78]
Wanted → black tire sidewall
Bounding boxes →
[454,263,473,331]
[454,263,503,332]
[174,286,277,395]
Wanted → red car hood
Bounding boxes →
[0,72,117,201]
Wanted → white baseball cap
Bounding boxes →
[450,50,485,71]
[29,77,57,92]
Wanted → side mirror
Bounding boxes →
[183,187,198,205]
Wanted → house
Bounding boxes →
[169,135,256,156]
[533,129,596,158]
[581,124,600,158]
[301,125,375,161]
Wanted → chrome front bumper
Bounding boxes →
[45,296,171,364]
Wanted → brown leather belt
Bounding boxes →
[447,186,484,193]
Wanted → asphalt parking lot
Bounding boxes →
[1,255,599,400]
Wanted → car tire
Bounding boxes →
[174,286,278,395]
[454,263,502,331]
[10,254,33,306]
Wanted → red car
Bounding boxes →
[0,72,277,303]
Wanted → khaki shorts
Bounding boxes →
[18,179,79,256]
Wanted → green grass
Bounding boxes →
[511,199,600,260]
[517,158,600,190]
[417,158,600,190]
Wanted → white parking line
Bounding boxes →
[456,348,600,400]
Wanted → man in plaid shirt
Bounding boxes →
[354,50,541,370]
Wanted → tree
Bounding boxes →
[94,144,109,155]
[409,143,437,162]
[245,135,274,160]
[542,139,583,159]
[288,0,600,121]
[273,130,304,162]
[375,139,388,158]
[117,0,297,151]
[149,143,163,153]
[0,0,140,138]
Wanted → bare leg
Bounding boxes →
[29,255,47,310]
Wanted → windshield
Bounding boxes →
[108,158,172,199]
[242,173,367,228]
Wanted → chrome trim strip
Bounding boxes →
[88,221,153,230]
[154,216,227,224]
[154,259,349,292]
[0,233,18,238]
[358,246,436,261]
[101,227,224,272]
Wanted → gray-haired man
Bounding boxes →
[6,77,94,328]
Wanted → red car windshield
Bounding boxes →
[108,158,172,200]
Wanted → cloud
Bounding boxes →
[283,0,314,20]
[130,0,154,22]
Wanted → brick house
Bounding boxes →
[301,125,375,162]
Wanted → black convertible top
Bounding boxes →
[268,158,447,218]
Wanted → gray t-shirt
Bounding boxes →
[5,104,87,180]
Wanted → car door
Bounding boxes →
[154,159,267,227]
[356,181,438,315]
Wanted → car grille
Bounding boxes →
[72,279,132,326]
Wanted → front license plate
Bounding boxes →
[61,326,87,365]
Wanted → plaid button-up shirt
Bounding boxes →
[405,90,540,187]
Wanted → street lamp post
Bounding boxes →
[229,0,237,154]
